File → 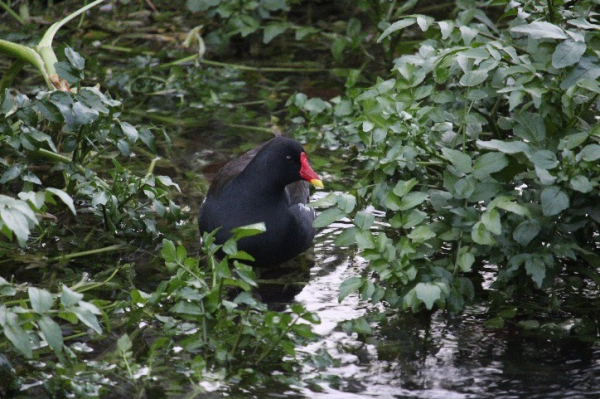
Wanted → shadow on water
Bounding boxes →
[240,220,600,399]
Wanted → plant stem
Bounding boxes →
[255,315,300,364]
[48,244,125,262]
[37,0,106,78]
[0,1,26,24]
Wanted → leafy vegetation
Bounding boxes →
[293,0,599,326]
[0,0,598,397]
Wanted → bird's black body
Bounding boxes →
[198,137,321,267]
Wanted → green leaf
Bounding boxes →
[354,211,374,230]
[510,21,568,39]
[471,222,494,245]
[476,139,530,154]
[414,282,442,310]
[0,165,23,184]
[120,122,139,142]
[491,196,530,216]
[117,334,132,352]
[339,277,363,302]
[402,209,427,229]
[570,175,592,193]
[263,23,288,44]
[161,239,177,263]
[579,144,600,161]
[460,26,478,44]
[458,252,475,272]
[46,188,76,215]
[72,306,102,334]
[232,222,266,240]
[0,205,32,246]
[438,21,454,39]
[384,191,401,211]
[540,186,569,216]
[398,192,428,211]
[156,175,181,192]
[2,311,32,358]
[486,317,505,329]
[377,18,416,42]
[54,61,81,84]
[29,287,53,314]
[552,39,586,69]
[482,208,501,235]
[407,225,436,243]
[354,229,375,249]
[442,148,472,174]
[60,285,83,307]
[525,257,546,288]
[460,70,488,87]
[65,47,85,70]
[313,207,345,228]
[513,219,541,246]
[38,315,64,357]
[303,98,330,114]
[529,150,558,170]
[518,320,540,330]
[336,193,356,213]
[473,152,508,179]
[392,179,418,197]
[334,227,357,246]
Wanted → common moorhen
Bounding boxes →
[198,137,324,267]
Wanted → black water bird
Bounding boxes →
[198,137,324,267]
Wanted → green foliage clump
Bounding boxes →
[291,0,600,314]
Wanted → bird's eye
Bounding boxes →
[286,155,293,162]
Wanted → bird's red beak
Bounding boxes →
[300,152,324,188]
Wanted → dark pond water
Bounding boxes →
[235,220,600,399]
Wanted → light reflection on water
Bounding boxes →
[287,225,600,399]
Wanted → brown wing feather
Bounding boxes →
[207,141,270,196]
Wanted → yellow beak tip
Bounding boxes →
[310,179,324,189]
